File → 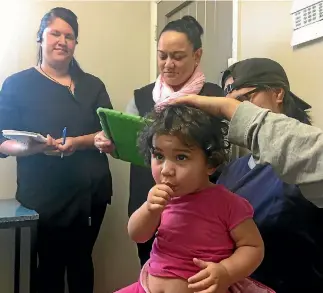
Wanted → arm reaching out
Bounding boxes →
[170,95,323,207]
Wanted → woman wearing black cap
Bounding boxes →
[171,58,323,292]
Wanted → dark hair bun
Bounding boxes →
[160,15,203,50]
[181,15,204,36]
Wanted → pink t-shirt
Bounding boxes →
[148,184,254,279]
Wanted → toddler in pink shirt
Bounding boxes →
[116,105,275,293]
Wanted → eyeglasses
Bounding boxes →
[235,88,263,102]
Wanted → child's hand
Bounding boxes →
[146,184,174,213]
[188,258,231,293]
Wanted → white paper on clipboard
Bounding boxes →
[2,130,47,144]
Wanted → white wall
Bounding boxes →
[238,0,323,128]
[0,1,152,292]
[150,1,158,82]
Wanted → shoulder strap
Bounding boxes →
[134,83,155,117]
[200,82,224,97]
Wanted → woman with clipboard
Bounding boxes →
[94,16,224,267]
[0,8,113,293]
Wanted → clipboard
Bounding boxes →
[96,108,149,167]
[2,130,47,144]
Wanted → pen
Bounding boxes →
[61,127,67,159]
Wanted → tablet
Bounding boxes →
[96,108,148,167]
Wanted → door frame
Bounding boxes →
[150,0,239,81]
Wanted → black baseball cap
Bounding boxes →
[221,58,311,110]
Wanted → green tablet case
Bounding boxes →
[96,108,148,167]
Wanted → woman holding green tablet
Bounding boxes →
[95,16,224,266]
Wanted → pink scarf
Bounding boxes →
[153,65,205,109]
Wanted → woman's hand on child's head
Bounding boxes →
[187,258,231,293]
[169,95,240,121]
[146,184,174,213]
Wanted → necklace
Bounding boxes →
[39,65,74,95]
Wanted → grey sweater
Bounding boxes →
[229,102,323,207]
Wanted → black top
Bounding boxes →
[128,82,224,216]
[218,155,323,292]
[0,68,113,226]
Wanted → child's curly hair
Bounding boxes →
[137,104,230,168]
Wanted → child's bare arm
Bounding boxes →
[128,184,173,243]
[128,202,161,243]
[220,218,264,284]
